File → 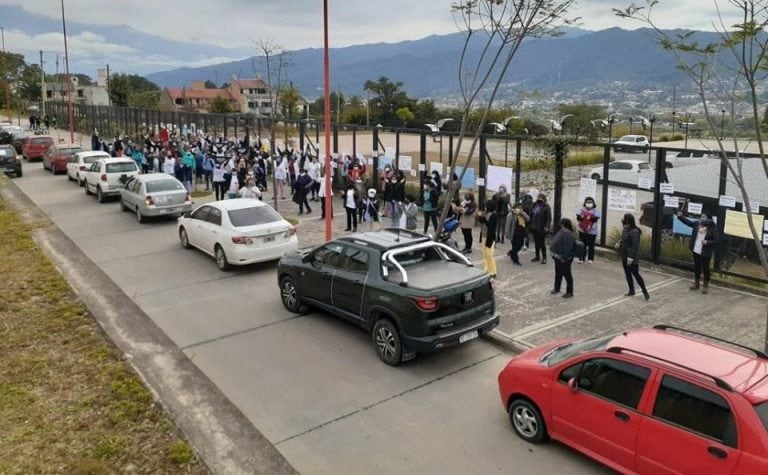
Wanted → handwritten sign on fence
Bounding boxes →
[608,188,637,212]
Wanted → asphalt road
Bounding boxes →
[10,163,610,474]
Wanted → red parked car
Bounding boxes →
[21,135,54,161]
[498,325,768,474]
[42,143,83,174]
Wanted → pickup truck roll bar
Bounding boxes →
[381,241,473,286]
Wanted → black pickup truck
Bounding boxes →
[277,229,498,365]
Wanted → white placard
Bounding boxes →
[578,177,598,203]
[485,165,514,192]
[688,202,703,214]
[660,183,675,194]
[608,188,637,212]
[750,202,761,214]
[764,234,768,246]
[409,169,416,177]
[719,195,737,208]
[764,221,768,232]
[430,162,443,175]
[664,196,680,208]
[476,177,486,187]
[638,178,653,190]
[418,163,426,171]
[397,155,412,171]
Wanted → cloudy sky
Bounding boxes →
[0,0,744,76]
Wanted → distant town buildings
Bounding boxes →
[45,68,110,106]
[159,76,280,115]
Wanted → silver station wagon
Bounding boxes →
[119,173,192,223]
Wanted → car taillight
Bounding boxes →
[144,196,154,206]
[231,236,253,245]
[100,174,107,181]
[413,296,438,312]
[184,193,191,203]
[284,226,296,238]
[489,279,495,292]
[79,165,86,171]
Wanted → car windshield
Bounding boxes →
[146,179,184,193]
[228,206,283,227]
[618,136,634,142]
[755,401,768,432]
[31,138,53,145]
[541,334,617,366]
[105,162,138,173]
[639,163,650,170]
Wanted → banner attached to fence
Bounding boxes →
[724,210,765,240]
[486,165,514,192]
[453,166,476,189]
[608,188,637,212]
[578,177,597,203]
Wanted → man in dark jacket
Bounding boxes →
[529,193,552,264]
[294,169,313,214]
[549,218,576,298]
[677,212,719,293]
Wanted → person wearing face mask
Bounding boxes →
[677,211,719,294]
[505,202,529,266]
[529,193,552,264]
[162,151,175,176]
[619,213,649,300]
[576,196,601,263]
[549,218,576,298]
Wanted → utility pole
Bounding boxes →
[40,50,46,116]
[106,63,110,106]
[1,26,11,116]
[61,0,74,143]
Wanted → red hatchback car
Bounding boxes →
[22,135,54,161]
[42,143,83,174]
[498,325,768,474]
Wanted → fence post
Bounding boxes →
[299,120,306,152]
[352,128,356,159]
[651,148,667,264]
[715,152,729,272]
[419,131,427,188]
[332,124,338,154]
[479,135,487,207]
[395,131,400,170]
[552,141,565,227]
[514,139,522,201]
[372,127,380,194]
[599,144,611,246]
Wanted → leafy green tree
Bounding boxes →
[558,103,605,138]
[277,86,301,119]
[395,106,415,127]
[204,80,217,89]
[108,73,160,107]
[209,96,233,113]
[364,76,411,125]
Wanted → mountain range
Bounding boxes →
[146,27,719,101]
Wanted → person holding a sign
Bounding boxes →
[677,212,719,294]
[576,196,601,263]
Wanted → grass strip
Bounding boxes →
[0,190,205,474]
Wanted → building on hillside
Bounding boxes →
[227,77,272,116]
[159,82,239,113]
[45,69,110,106]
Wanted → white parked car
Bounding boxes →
[178,198,298,270]
[120,173,192,223]
[67,151,111,185]
[589,159,653,182]
[612,134,650,153]
[83,157,140,203]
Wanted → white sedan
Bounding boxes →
[589,159,653,182]
[67,151,111,185]
[178,198,299,270]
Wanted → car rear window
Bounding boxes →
[146,179,184,193]
[105,162,138,173]
[31,137,53,145]
[393,246,445,267]
[59,148,82,156]
[227,206,283,227]
[755,401,768,432]
[83,155,107,164]
[639,163,650,170]
[0,147,14,156]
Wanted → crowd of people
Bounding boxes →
[28,114,57,132]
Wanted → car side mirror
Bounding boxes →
[302,254,314,264]
[568,377,578,392]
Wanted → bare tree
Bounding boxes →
[439,0,578,227]
[252,38,291,210]
[616,0,768,282]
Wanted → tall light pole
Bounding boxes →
[60,0,74,143]
[1,26,11,118]
[322,0,332,241]
[40,50,46,117]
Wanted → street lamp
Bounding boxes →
[425,118,454,163]
[60,0,74,143]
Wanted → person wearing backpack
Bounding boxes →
[576,196,601,263]
[549,218,576,298]
[619,213,650,301]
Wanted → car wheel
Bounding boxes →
[215,245,230,271]
[97,187,106,203]
[78,175,84,187]
[372,319,403,366]
[508,399,548,444]
[279,276,307,313]
[590,173,600,180]
[136,207,145,223]
[179,227,190,249]
[16,169,22,178]
[67,172,74,181]
[120,198,129,212]
[84,181,92,195]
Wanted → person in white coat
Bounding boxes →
[319,174,333,220]
[274,158,287,200]
[307,157,321,201]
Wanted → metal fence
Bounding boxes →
[46,101,768,283]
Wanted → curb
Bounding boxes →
[483,329,533,355]
[0,176,297,475]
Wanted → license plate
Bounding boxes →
[155,196,169,204]
[160,207,177,214]
[459,330,478,344]
[461,291,473,304]
[264,235,276,243]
